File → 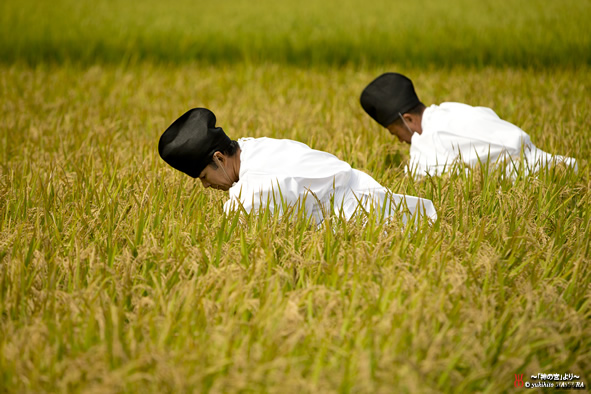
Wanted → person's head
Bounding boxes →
[360,72,425,144]
[158,108,240,191]
[197,140,240,190]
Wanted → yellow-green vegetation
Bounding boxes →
[1,0,591,392]
[1,63,590,392]
[1,0,590,67]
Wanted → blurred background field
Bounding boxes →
[1,0,590,67]
[1,0,591,392]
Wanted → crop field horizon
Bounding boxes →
[1,0,591,392]
[1,0,590,68]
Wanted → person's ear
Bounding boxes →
[213,151,224,164]
[403,113,414,124]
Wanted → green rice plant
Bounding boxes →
[1,0,590,67]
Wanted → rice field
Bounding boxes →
[1,0,591,393]
[1,0,590,67]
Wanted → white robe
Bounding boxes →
[407,102,577,176]
[224,137,437,224]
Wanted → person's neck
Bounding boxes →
[229,148,241,183]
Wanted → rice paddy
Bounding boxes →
[1,0,590,392]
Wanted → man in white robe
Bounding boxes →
[158,108,437,225]
[360,72,577,177]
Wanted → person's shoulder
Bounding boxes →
[423,102,469,118]
[237,137,271,153]
[236,136,256,148]
[437,102,475,111]
[238,137,313,174]
[432,102,502,122]
[242,137,313,152]
[439,102,498,115]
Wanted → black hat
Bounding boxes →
[360,73,421,128]
[158,108,231,178]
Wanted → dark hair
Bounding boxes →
[209,140,240,169]
[390,103,426,127]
